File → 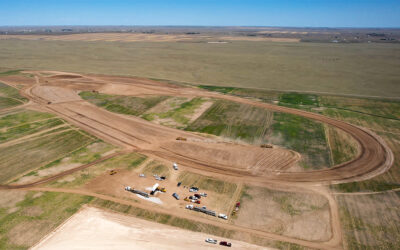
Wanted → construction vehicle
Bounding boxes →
[109,169,117,175]
[200,192,207,197]
[194,194,201,199]
[125,186,149,198]
[173,163,178,170]
[184,197,190,202]
[176,137,187,141]
[156,187,166,193]
[260,144,273,148]
[189,187,199,192]
[185,204,193,209]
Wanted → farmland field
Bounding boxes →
[0,109,97,183]
[0,40,399,97]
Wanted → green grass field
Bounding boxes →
[1,40,399,97]
[0,81,28,110]
[0,109,97,184]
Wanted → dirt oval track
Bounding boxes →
[1,71,394,185]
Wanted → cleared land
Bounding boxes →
[32,206,266,250]
[0,40,399,97]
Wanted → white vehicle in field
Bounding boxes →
[218,214,228,220]
[205,238,217,244]
[139,174,145,177]
[185,204,193,210]
[173,163,178,170]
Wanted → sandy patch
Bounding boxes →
[32,206,267,250]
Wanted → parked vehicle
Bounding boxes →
[219,241,232,247]
[194,194,201,199]
[205,238,217,244]
[177,182,182,187]
[185,204,193,209]
[189,187,199,192]
[139,173,145,177]
[172,193,180,200]
[200,192,207,197]
[218,214,228,220]
[173,163,179,170]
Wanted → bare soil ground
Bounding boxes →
[32,206,267,250]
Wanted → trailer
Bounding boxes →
[125,186,149,198]
[193,206,216,216]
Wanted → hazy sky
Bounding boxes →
[0,0,399,27]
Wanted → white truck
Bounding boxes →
[173,163,178,170]
[218,213,228,220]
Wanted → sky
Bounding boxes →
[0,0,399,28]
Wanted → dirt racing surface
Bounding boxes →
[32,206,267,250]
[0,71,391,185]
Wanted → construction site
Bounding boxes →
[0,70,397,250]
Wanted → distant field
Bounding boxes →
[1,40,399,97]
[0,81,27,109]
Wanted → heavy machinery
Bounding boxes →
[150,183,159,195]
[260,144,273,148]
[176,137,187,141]
[109,169,117,175]
[157,187,166,193]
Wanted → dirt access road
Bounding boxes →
[4,71,392,185]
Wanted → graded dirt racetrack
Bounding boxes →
[0,71,393,185]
